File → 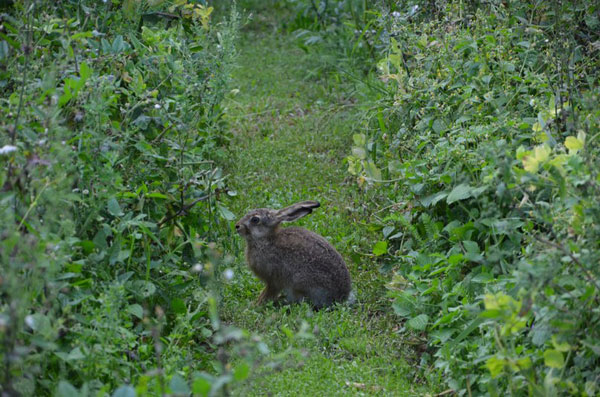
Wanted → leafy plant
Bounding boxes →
[0,1,266,394]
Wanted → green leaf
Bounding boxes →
[107,198,124,216]
[352,133,366,146]
[169,374,190,395]
[372,241,388,256]
[57,381,80,397]
[192,376,212,397]
[127,304,144,319]
[406,314,429,331]
[485,356,505,378]
[364,161,381,181]
[217,204,236,221]
[351,147,366,159]
[79,61,92,81]
[446,184,472,204]
[543,349,564,368]
[420,191,448,208]
[112,385,135,397]
[233,362,250,381]
[171,298,186,315]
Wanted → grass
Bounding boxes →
[217,22,441,396]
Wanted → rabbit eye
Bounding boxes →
[250,216,260,224]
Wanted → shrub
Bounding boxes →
[0,1,259,394]
[345,1,600,394]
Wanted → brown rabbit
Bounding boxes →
[235,201,352,309]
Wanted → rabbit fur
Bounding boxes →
[235,201,352,309]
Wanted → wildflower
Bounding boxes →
[192,263,203,272]
[25,315,35,329]
[0,145,17,155]
[223,269,234,280]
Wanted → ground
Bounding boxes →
[217,22,440,396]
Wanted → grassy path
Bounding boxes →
[220,24,438,396]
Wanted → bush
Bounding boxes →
[344,1,600,394]
[0,1,261,394]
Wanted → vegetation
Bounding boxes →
[1,0,599,396]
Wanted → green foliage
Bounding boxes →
[0,1,265,394]
[343,0,600,395]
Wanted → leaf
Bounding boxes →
[485,356,505,378]
[57,381,80,397]
[353,133,366,146]
[169,374,190,395]
[543,349,564,368]
[446,184,472,204]
[517,356,532,370]
[217,204,236,221]
[107,198,124,216]
[79,61,92,81]
[364,161,381,181]
[407,314,429,330]
[372,241,388,256]
[382,225,395,238]
[112,385,136,397]
[233,362,250,381]
[127,304,144,319]
[171,298,186,315]
[432,118,446,134]
[420,191,448,207]
[351,147,366,159]
[564,136,584,154]
[192,376,212,396]
[0,41,9,60]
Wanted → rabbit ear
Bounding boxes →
[276,201,320,222]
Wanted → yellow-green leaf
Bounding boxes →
[517,356,532,370]
[543,349,564,368]
[565,136,584,154]
[485,356,506,378]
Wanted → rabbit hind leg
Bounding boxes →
[257,284,281,305]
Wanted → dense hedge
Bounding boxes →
[285,0,600,394]
[0,1,258,395]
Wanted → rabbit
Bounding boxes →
[235,200,352,309]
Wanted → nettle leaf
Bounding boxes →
[543,349,565,368]
[233,362,250,381]
[352,147,366,159]
[57,381,81,397]
[486,356,506,378]
[127,304,144,319]
[446,184,472,204]
[217,204,236,221]
[169,374,191,395]
[364,161,381,181]
[372,241,388,256]
[107,197,124,216]
[112,385,135,397]
[406,314,429,331]
[421,191,448,207]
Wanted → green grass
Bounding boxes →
[218,27,441,396]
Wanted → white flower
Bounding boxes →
[392,11,401,18]
[192,263,203,273]
[25,315,35,329]
[223,269,234,280]
[154,104,161,109]
[0,145,17,155]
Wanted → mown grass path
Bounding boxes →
[220,21,439,396]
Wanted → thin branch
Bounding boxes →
[157,194,209,228]
[10,4,33,144]
[533,234,600,295]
